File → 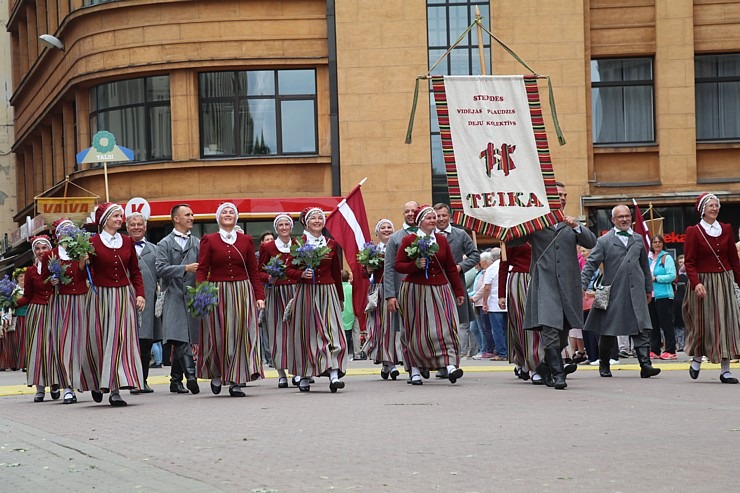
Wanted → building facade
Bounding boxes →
[3,0,739,261]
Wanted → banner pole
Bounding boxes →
[103,162,110,202]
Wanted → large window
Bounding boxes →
[199,70,317,157]
[695,54,740,141]
[591,58,654,145]
[89,76,172,163]
[427,1,491,205]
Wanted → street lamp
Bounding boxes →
[39,34,64,51]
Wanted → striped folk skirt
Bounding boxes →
[362,283,404,365]
[25,303,58,388]
[287,283,347,378]
[1,316,25,370]
[264,283,296,370]
[199,280,263,384]
[80,286,143,392]
[683,271,740,363]
[50,292,89,390]
[506,272,543,370]
[399,281,460,369]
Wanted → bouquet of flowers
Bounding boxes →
[57,223,96,261]
[262,256,287,287]
[186,281,219,318]
[290,239,331,284]
[0,275,19,309]
[46,254,72,289]
[357,242,384,271]
[404,235,439,279]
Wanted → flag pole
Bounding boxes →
[335,177,368,210]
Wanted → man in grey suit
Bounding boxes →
[511,182,597,389]
[156,204,200,395]
[581,204,660,379]
[434,203,480,375]
[384,200,419,376]
[127,212,161,394]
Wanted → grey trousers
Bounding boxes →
[540,325,569,350]
[458,322,478,357]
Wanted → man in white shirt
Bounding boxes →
[482,248,507,360]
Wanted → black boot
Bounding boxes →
[535,360,553,387]
[545,348,567,390]
[174,342,200,395]
[635,347,661,378]
[169,351,188,393]
[599,345,612,377]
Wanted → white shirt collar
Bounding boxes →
[100,230,122,248]
[303,231,326,247]
[219,228,237,245]
[403,223,416,233]
[58,245,70,261]
[699,219,721,237]
[416,229,438,244]
[377,241,386,253]
[435,226,453,235]
[275,237,292,253]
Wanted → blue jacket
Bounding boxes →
[652,250,676,300]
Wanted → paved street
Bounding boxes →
[1,358,738,493]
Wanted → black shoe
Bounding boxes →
[63,393,77,404]
[186,377,200,395]
[390,368,399,380]
[50,388,61,400]
[298,378,311,392]
[419,368,430,379]
[410,375,423,385]
[109,394,127,407]
[563,363,578,376]
[291,375,301,387]
[329,379,345,393]
[91,390,103,403]
[720,373,739,384]
[599,361,612,378]
[170,381,189,394]
[448,367,463,384]
[33,392,44,403]
[130,388,142,394]
[518,370,530,381]
[210,380,222,395]
[531,377,544,386]
[141,383,154,393]
[277,377,289,388]
[380,370,389,380]
[689,366,700,380]
[149,363,162,369]
[435,369,448,379]
[634,347,661,378]
[228,385,246,397]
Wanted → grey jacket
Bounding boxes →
[440,226,480,325]
[137,240,162,341]
[156,232,201,344]
[581,230,653,336]
[511,223,597,331]
[383,226,416,334]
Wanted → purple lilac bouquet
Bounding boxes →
[0,275,19,309]
[262,256,287,287]
[46,254,72,290]
[57,223,96,261]
[404,235,439,279]
[186,282,219,318]
[356,242,384,271]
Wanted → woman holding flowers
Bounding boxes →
[85,202,145,406]
[360,219,403,380]
[394,205,465,385]
[257,213,297,389]
[196,202,265,397]
[286,207,346,393]
[16,236,59,402]
[0,268,26,371]
[48,218,92,404]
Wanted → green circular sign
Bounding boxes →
[93,131,116,153]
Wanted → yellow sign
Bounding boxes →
[37,197,97,224]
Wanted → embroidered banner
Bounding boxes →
[432,75,564,241]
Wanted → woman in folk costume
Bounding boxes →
[362,218,404,380]
[48,218,90,404]
[683,193,740,384]
[17,236,59,402]
[196,202,265,397]
[286,207,347,393]
[84,202,145,407]
[394,205,465,385]
[0,268,27,371]
[257,213,298,389]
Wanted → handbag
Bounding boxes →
[365,285,379,313]
[282,297,296,322]
[591,242,634,311]
[154,289,166,318]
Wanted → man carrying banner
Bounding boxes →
[434,203,480,378]
[385,200,419,378]
[510,183,596,389]
[581,204,660,380]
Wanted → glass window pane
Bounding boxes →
[149,106,172,160]
[201,102,236,155]
[147,76,170,102]
[240,100,277,155]
[449,6,470,45]
[450,47,470,75]
[471,47,491,75]
[200,72,235,98]
[622,58,652,81]
[427,6,447,47]
[429,91,440,133]
[280,100,316,153]
[93,79,145,110]
[243,71,275,96]
[431,133,444,175]
[278,70,315,95]
[429,48,447,75]
[717,54,740,77]
[694,56,717,79]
